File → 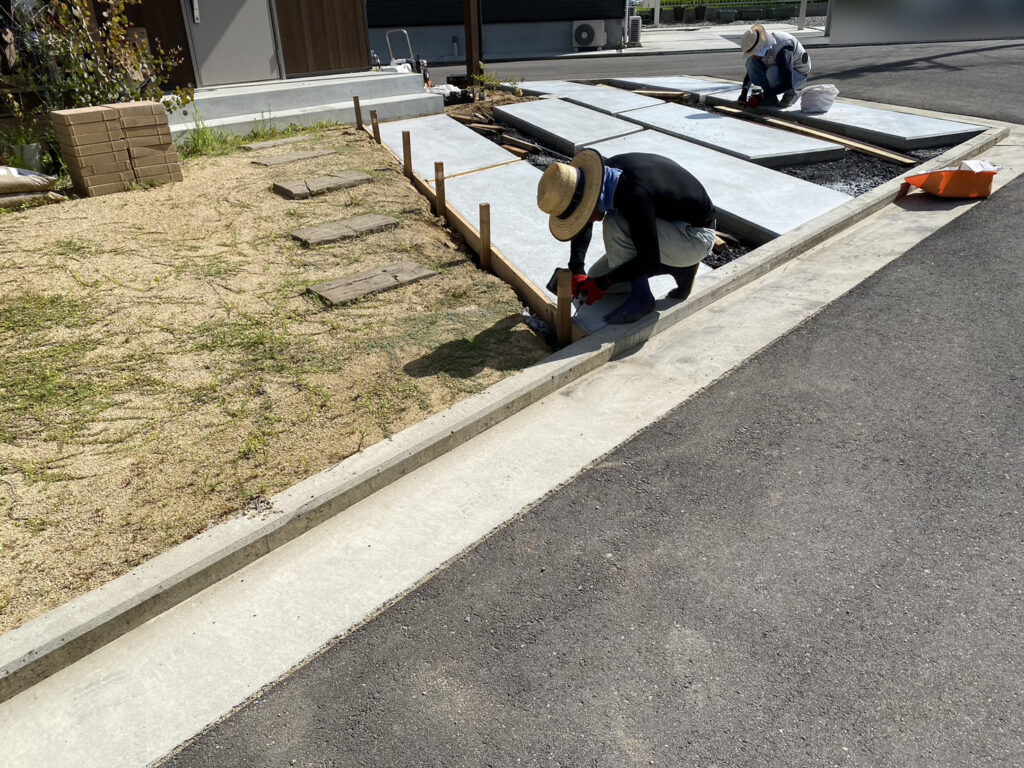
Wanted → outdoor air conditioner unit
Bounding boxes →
[572,20,607,50]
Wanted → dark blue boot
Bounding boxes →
[604,278,655,324]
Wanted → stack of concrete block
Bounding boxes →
[106,101,183,186]
[51,106,134,197]
[51,100,182,196]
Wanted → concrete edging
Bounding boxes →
[0,121,1006,706]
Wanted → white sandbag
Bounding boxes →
[799,84,840,114]
[0,166,57,194]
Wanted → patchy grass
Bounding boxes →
[0,122,551,632]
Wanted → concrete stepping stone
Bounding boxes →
[618,102,845,167]
[273,172,372,200]
[308,261,436,305]
[588,130,853,244]
[517,81,664,115]
[609,75,986,151]
[493,100,643,156]
[291,214,398,247]
[438,161,709,334]
[251,150,337,167]
[241,136,307,151]
[378,114,516,180]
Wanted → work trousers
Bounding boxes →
[745,55,808,94]
[587,212,716,285]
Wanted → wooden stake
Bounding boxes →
[370,110,381,144]
[402,131,412,178]
[556,269,573,348]
[434,162,446,218]
[479,203,491,271]
[353,96,364,131]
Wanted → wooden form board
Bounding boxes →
[308,262,436,305]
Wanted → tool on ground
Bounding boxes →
[900,159,1000,199]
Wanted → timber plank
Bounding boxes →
[251,150,337,167]
[273,172,372,200]
[308,261,436,305]
[291,214,398,247]
[241,136,308,151]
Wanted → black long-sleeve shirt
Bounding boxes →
[569,153,716,285]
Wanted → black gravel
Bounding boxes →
[780,144,958,197]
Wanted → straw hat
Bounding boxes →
[740,24,770,58]
[536,149,604,242]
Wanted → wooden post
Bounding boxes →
[463,0,483,80]
[402,131,412,178]
[353,96,364,131]
[556,269,573,348]
[478,203,491,271]
[434,162,446,218]
[370,110,381,143]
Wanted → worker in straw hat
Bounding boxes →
[738,23,811,109]
[536,149,717,325]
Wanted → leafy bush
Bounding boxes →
[1,0,192,152]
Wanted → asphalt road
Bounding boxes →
[163,43,1024,768]
[434,39,1024,125]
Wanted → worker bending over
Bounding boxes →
[738,24,811,109]
[537,149,716,325]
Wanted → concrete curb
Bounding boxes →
[0,118,1006,705]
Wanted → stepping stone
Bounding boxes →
[609,75,986,151]
[439,161,710,335]
[493,100,643,156]
[273,172,372,200]
[291,214,398,247]
[618,102,845,167]
[251,150,337,167]
[378,114,517,180]
[308,261,436,305]
[517,81,664,115]
[588,130,852,244]
[241,136,307,151]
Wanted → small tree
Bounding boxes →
[2,0,192,152]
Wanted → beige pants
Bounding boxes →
[588,212,716,281]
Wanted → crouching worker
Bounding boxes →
[738,24,811,109]
[537,149,717,324]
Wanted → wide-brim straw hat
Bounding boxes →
[741,24,769,58]
[536,149,604,242]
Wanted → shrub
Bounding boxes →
[2,0,192,152]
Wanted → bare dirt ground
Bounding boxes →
[0,122,550,632]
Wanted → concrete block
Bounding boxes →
[588,130,853,244]
[378,114,516,179]
[493,100,643,156]
[618,102,845,167]
[273,172,372,200]
[517,81,664,115]
[291,214,398,247]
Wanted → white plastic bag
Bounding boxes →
[799,84,839,114]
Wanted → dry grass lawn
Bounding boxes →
[0,122,550,633]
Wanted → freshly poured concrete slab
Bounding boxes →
[702,88,986,150]
[619,102,844,167]
[608,74,986,151]
[608,76,741,97]
[493,100,643,156]
[378,114,515,179]
[588,130,853,244]
[439,161,708,334]
[517,81,664,115]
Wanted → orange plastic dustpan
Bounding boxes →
[903,169,997,199]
